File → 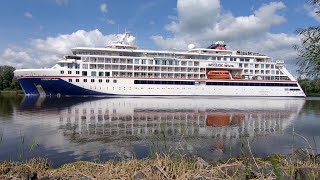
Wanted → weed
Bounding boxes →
[270,155,282,180]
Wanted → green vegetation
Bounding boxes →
[294,0,320,78]
[0,65,21,92]
[299,78,320,96]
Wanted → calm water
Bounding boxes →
[0,95,320,167]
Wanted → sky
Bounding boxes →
[0,0,319,75]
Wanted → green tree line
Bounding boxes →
[299,78,320,96]
[0,66,21,91]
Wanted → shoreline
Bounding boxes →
[1,149,320,179]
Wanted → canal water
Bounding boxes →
[0,95,319,167]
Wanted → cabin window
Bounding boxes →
[99,72,104,76]
[113,79,117,83]
[82,71,87,76]
[75,64,80,69]
[99,79,102,83]
[91,79,95,83]
[76,79,79,82]
[91,71,96,76]
[68,64,73,69]
[76,71,80,74]
[105,72,110,76]
[83,64,88,69]
[68,79,72,82]
[83,79,87,82]
[106,79,109,83]
[60,71,64,74]
[68,71,72,74]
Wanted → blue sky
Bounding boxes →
[0,0,319,73]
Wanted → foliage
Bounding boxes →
[0,66,20,90]
[298,78,320,96]
[294,1,320,77]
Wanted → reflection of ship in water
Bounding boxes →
[53,97,304,141]
[17,97,305,161]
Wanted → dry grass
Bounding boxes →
[1,153,320,179]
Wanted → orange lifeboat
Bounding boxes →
[207,70,230,79]
[206,114,230,127]
[206,113,244,127]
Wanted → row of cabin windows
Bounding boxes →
[134,80,195,85]
[61,70,110,77]
[134,80,298,87]
[206,82,298,87]
[68,79,116,83]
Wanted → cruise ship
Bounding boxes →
[14,33,306,97]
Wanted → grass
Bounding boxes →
[2,152,320,179]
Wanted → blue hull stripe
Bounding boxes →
[18,78,112,96]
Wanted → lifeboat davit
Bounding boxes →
[207,70,230,79]
[232,75,243,79]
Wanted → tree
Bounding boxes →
[0,65,20,90]
[294,0,320,77]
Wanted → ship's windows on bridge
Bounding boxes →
[76,71,80,74]
[68,71,72,74]
[113,79,117,83]
[76,79,79,82]
[105,72,110,76]
[106,79,109,83]
[99,72,104,76]
[99,79,102,83]
[83,79,87,82]
[68,79,72,82]
[91,71,96,76]
[60,71,64,74]
[68,64,73,69]
[82,71,87,76]
[91,79,95,83]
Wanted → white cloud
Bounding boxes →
[106,19,115,25]
[55,0,68,6]
[151,0,300,73]
[0,29,131,68]
[149,21,155,25]
[24,12,33,19]
[100,3,108,13]
[304,4,320,22]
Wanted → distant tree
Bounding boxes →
[294,0,320,77]
[0,66,20,90]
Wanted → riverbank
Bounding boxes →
[0,90,24,95]
[1,149,320,179]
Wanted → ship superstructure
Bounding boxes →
[14,33,306,97]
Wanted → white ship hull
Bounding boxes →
[16,74,305,97]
